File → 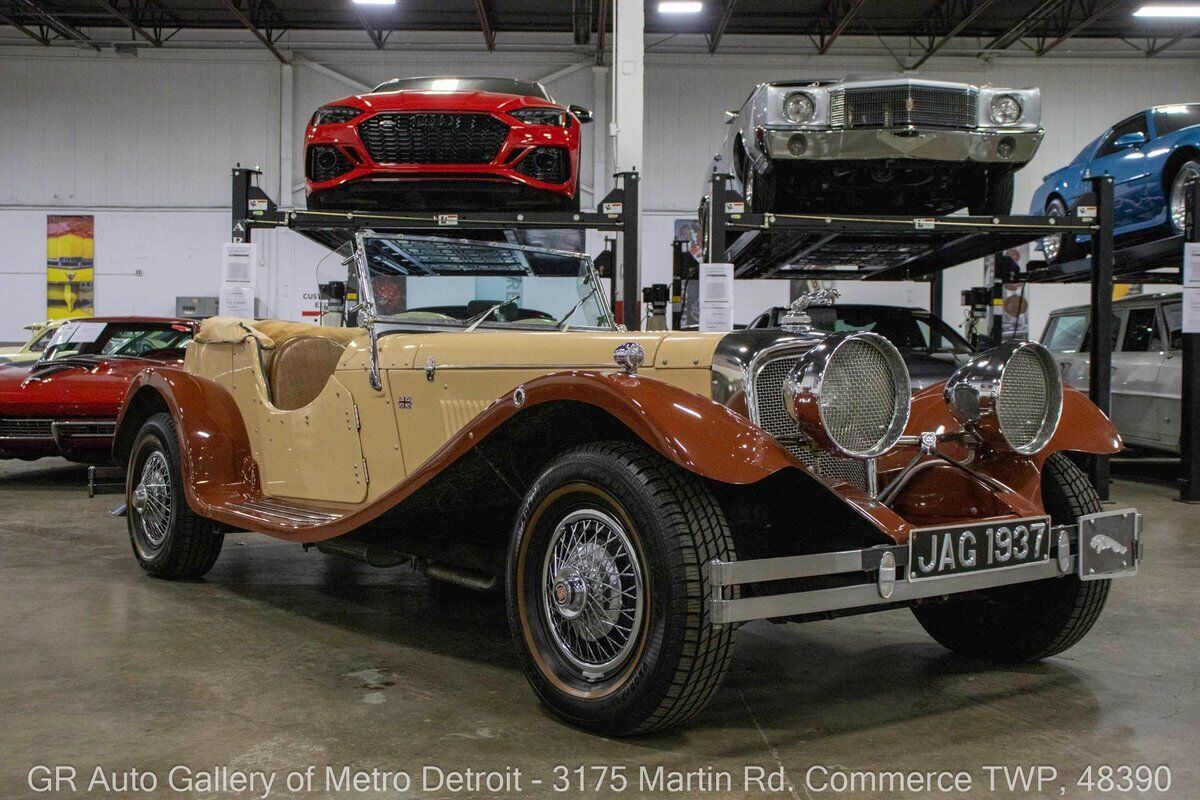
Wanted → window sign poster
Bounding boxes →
[699,262,734,332]
[1183,289,1200,334]
[220,243,258,319]
[46,215,95,320]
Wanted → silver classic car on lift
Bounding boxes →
[712,76,1043,216]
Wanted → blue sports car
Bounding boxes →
[1030,103,1200,263]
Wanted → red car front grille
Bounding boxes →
[357,113,510,165]
[0,418,54,439]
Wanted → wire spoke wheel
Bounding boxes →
[132,450,173,550]
[540,508,644,680]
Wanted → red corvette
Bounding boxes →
[304,76,591,212]
[0,317,196,463]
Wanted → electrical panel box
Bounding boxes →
[175,296,220,318]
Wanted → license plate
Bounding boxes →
[908,517,1051,582]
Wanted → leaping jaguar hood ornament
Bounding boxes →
[779,288,840,333]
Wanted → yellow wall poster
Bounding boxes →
[47,215,95,320]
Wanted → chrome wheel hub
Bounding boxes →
[552,574,589,620]
[1170,164,1199,233]
[133,451,172,548]
[541,509,644,679]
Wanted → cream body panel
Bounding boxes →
[335,367,408,500]
[410,330,720,370]
[255,377,369,503]
[384,330,724,477]
[185,338,370,504]
[388,363,716,476]
[183,327,726,504]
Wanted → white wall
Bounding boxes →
[1,45,1194,341]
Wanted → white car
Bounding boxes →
[0,319,69,366]
[1042,293,1182,453]
[710,76,1043,216]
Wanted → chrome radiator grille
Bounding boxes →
[819,337,902,455]
[750,355,867,490]
[0,418,54,439]
[830,86,977,129]
[997,348,1050,450]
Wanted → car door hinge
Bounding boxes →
[362,459,370,486]
[352,404,361,431]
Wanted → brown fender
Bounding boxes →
[881,383,1122,524]
[141,368,924,544]
[114,367,257,511]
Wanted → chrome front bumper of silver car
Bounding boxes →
[761,126,1043,164]
[706,509,1140,625]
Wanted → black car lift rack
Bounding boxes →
[231,166,643,330]
[692,172,1200,503]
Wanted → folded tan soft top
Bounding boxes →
[194,316,364,349]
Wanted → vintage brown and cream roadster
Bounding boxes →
[111,235,1140,735]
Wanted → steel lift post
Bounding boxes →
[1087,176,1115,500]
[1181,179,1200,503]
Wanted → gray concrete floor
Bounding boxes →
[1,456,1196,800]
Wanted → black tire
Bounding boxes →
[746,163,777,214]
[506,441,735,735]
[126,412,222,580]
[968,170,1015,215]
[1041,196,1080,264]
[911,452,1110,662]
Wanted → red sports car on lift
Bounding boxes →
[0,317,196,463]
[304,76,592,212]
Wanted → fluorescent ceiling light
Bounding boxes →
[659,1,703,13]
[353,0,396,6]
[1133,4,1200,16]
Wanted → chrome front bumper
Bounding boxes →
[707,509,1140,625]
[762,126,1043,163]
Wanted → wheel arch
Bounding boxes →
[113,368,256,511]
[1162,144,1200,194]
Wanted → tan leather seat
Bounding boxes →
[267,336,346,411]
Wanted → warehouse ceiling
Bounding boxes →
[1,0,1196,63]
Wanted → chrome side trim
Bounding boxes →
[52,420,117,438]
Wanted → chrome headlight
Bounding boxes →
[990,94,1022,125]
[782,332,911,459]
[783,92,816,124]
[945,341,1063,455]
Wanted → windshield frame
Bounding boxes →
[351,231,617,333]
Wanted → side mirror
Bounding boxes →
[724,110,738,124]
[971,333,995,350]
[569,104,593,124]
[1113,131,1147,149]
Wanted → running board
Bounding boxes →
[217,496,347,531]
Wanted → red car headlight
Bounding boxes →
[310,106,363,126]
[510,107,568,127]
